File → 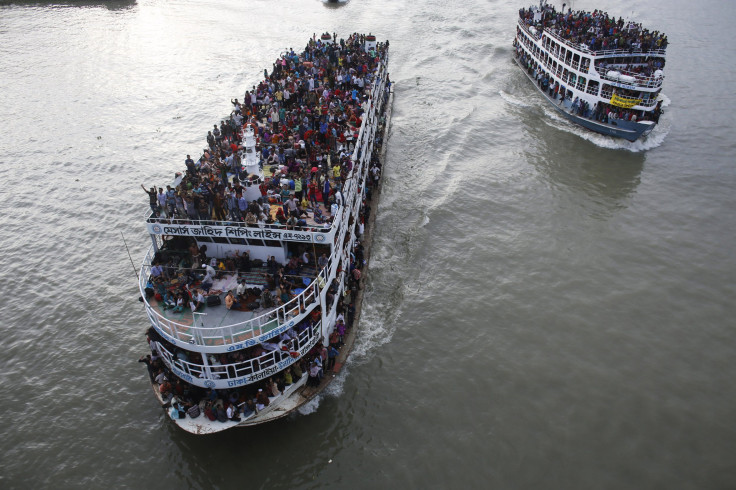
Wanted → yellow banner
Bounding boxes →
[610,94,641,108]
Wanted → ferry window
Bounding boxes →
[562,68,569,82]
[229,238,247,245]
[212,237,229,244]
[586,80,599,96]
[572,53,580,69]
[577,76,587,91]
[263,240,281,247]
[197,237,213,243]
[581,57,590,72]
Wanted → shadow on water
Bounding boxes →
[163,410,339,488]
[322,0,348,8]
[0,0,135,9]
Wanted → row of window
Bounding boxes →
[517,28,599,96]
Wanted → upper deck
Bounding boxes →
[517,19,666,91]
[517,5,667,55]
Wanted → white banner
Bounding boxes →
[146,222,333,244]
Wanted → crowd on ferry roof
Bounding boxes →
[142,32,390,233]
[519,5,668,56]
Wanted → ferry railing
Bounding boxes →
[594,67,663,89]
[539,24,667,58]
[139,247,327,351]
[518,20,543,41]
[153,320,322,389]
[598,88,657,108]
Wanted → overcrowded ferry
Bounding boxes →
[137,33,391,434]
[514,1,667,141]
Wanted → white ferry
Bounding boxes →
[138,33,391,434]
[513,2,667,141]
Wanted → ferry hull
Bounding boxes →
[514,56,654,142]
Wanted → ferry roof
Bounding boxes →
[142,34,388,239]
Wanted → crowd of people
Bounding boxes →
[519,5,668,55]
[142,32,389,233]
[139,237,364,424]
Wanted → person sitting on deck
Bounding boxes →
[313,205,327,224]
[162,291,176,310]
[226,403,241,422]
[235,279,248,301]
[191,289,206,312]
[172,293,185,313]
[255,388,270,411]
[225,291,241,311]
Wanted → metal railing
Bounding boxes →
[599,89,658,108]
[154,320,321,389]
[138,247,324,352]
[595,66,664,89]
[140,247,325,351]
[541,24,667,57]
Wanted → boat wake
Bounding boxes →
[499,90,532,108]
[542,107,669,152]
[297,397,321,415]
[296,364,349,416]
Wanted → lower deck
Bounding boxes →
[147,266,319,346]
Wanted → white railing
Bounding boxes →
[541,24,666,57]
[154,320,321,389]
[598,89,658,109]
[140,246,325,352]
[595,67,663,89]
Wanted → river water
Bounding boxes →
[1,0,735,488]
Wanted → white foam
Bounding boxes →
[324,366,347,397]
[350,300,401,361]
[499,90,532,108]
[297,396,321,415]
[541,107,669,152]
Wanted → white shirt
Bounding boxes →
[203,265,216,283]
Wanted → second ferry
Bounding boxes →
[513,1,667,141]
